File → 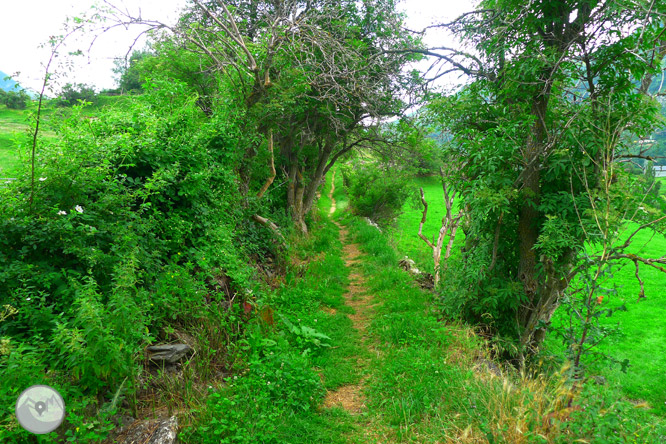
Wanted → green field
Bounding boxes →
[390,175,460,269]
[562,227,666,414]
[391,175,666,415]
[0,106,30,176]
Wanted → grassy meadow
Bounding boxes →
[557,226,666,415]
[390,175,460,268]
[0,106,30,176]
[390,175,666,417]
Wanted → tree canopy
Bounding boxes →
[423,0,666,359]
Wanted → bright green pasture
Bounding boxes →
[390,175,461,271]
[0,96,132,176]
[574,227,666,414]
[0,105,30,176]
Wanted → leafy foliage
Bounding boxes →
[0,78,273,441]
[1,89,29,109]
[56,83,98,107]
[112,49,154,94]
[424,0,666,362]
[344,164,411,224]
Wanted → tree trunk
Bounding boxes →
[284,139,334,235]
[302,140,333,216]
[517,89,549,352]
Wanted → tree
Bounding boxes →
[57,83,98,107]
[417,166,463,287]
[104,0,421,233]
[423,0,666,360]
[113,49,153,94]
[3,90,29,109]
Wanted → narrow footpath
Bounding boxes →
[320,170,387,442]
[323,170,374,413]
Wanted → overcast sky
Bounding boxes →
[0,0,476,92]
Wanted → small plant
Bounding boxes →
[279,315,331,355]
[183,342,324,443]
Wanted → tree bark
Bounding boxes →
[517,86,550,352]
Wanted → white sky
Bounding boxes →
[0,0,475,92]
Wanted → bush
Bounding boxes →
[0,80,273,441]
[344,164,411,224]
[182,330,324,443]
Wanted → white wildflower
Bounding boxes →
[57,210,67,216]
[26,297,31,301]
[39,177,47,181]
[75,205,84,213]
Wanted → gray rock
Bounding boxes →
[399,257,422,275]
[364,217,382,232]
[114,416,178,444]
[148,416,178,444]
[146,344,193,365]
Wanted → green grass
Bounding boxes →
[0,96,137,177]
[182,169,665,443]
[317,166,348,218]
[0,105,30,176]
[549,226,666,415]
[183,194,366,443]
[390,176,451,269]
[346,212,666,443]
[390,175,465,275]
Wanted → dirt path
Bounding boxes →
[322,171,376,415]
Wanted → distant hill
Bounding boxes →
[0,70,21,92]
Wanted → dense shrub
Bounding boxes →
[0,80,275,442]
[2,89,29,109]
[344,164,411,224]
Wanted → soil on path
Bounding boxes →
[322,170,376,415]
